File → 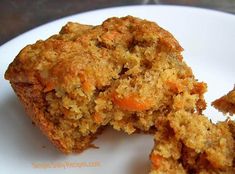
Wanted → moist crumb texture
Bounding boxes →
[150,110,235,174]
[212,87,235,116]
[5,16,207,154]
[150,88,235,174]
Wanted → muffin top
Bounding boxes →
[5,16,183,94]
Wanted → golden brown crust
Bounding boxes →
[212,87,235,116]
[11,82,101,153]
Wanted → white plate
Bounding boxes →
[0,5,235,174]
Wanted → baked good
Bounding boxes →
[5,22,101,153]
[150,110,235,174]
[212,87,235,115]
[150,89,235,174]
[5,16,207,153]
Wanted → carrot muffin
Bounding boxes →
[5,16,206,153]
[212,87,235,115]
[150,110,235,174]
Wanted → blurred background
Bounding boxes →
[1,0,235,45]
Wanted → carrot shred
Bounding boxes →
[191,82,207,95]
[43,81,54,92]
[81,81,93,93]
[178,55,183,62]
[111,92,152,112]
[79,73,94,93]
[103,31,119,41]
[166,80,183,93]
[93,112,103,124]
[150,154,162,169]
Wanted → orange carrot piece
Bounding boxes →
[79,73,94,93]
[111,93,152,112]
[191,82,207,95]
[93,112,103,124]
[150,154,162,169]
[43,81,54,92]
[81,81,93,93]
[103,31,119,41]
[166,80,183,93]
[178,55,183,62]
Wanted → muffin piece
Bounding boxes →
[102,17,207,134]
[5,16,206,153]
[212,87,235,115]
[5,22,102,153]
[149,110,235,174]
